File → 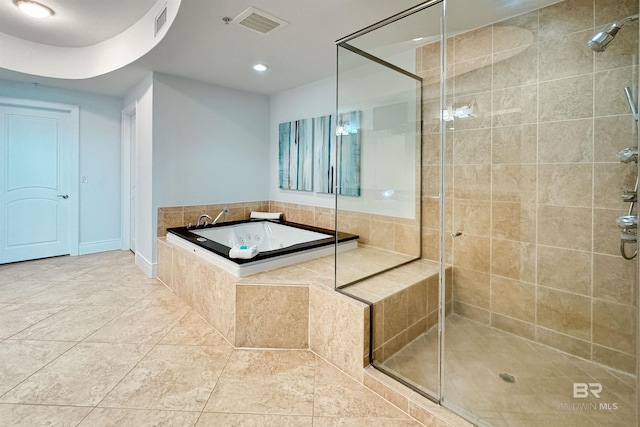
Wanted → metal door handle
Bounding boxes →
[57,194,69,199]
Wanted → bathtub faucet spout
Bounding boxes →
[196,214,212,227]
[212,207,229,225]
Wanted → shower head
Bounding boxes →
[588,14,639,52]
[588,25,620,52]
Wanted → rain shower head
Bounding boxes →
[588,14,639,52]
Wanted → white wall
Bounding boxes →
[269,50,419,219]
[122,73,271,277]
[153,73,270,207]
[270,77,336,209]
[123,74,155,275]
[335,52,418,219]
[0,79,123,254]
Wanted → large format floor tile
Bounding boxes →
[0,340,76,395]
[204,349,316,416]
[0,404,91,427]
[0,251,421,426]
[100,344,233,411]
[0,342,152,406]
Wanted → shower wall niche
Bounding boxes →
[336,0,639,426]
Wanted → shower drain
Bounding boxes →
[499,372,516,383]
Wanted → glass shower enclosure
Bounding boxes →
[335,0,639,426]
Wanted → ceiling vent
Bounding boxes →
[155,6,168,37]
[232,7,287,35]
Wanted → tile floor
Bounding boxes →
[0,251,422,426]
[382,314,638,427]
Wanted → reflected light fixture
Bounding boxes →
[381,189,395,199]
[15,0,54,18]
[336,120,358,136]
[253,63,268,72]
[442,98,478,121]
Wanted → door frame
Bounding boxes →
[121,102,136,251]
[0,96,80,257]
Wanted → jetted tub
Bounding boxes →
[166,219,358,276]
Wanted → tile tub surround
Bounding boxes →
[158,200,420,257]
[157,236,371,380]
[156,237,470,425]
[0,251,466,427]
[157,201,270,238]
[418,0,639,373]
[159,231,479,424]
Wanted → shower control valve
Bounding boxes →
[622,191,637,203]
[617,147,638,163]
[616,215,638,229]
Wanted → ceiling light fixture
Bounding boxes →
[15,0,54,19]
[253,63,268,72]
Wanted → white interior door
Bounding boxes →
[0,99,78,264]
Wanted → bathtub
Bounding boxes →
[166,219,358,276]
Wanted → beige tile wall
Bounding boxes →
[418,0,639,373]
[372,272,445,363]
[236,284,309,348]
[159,201,419,257]
[157,201,270,237]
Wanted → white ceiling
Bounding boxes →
[0,0,158,47]
[0,0,564,97]
[0,0,425,96]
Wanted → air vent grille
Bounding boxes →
[155,6,167,36]
[233,7,287,35]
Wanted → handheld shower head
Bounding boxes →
[588,14,639,52]
[212,206,229,225]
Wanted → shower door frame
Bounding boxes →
[335,0,446,402]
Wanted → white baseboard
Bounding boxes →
[135,252,157,278]
[78,239,122,255]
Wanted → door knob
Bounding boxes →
[57,194,69,199]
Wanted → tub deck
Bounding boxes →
[166,219,358,276]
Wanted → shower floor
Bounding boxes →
[380,314,637,427]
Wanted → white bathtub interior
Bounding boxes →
[191,221,330,252]
[167,223,357,277]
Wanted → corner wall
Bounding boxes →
[130,73,271,276]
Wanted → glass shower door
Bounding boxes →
[335,1,443,399]
[440,0,639,425]
[334,0,639,425]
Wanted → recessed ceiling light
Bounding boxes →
[412,37,424,42]
[15,0,54,19]
[253,63,268,72]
